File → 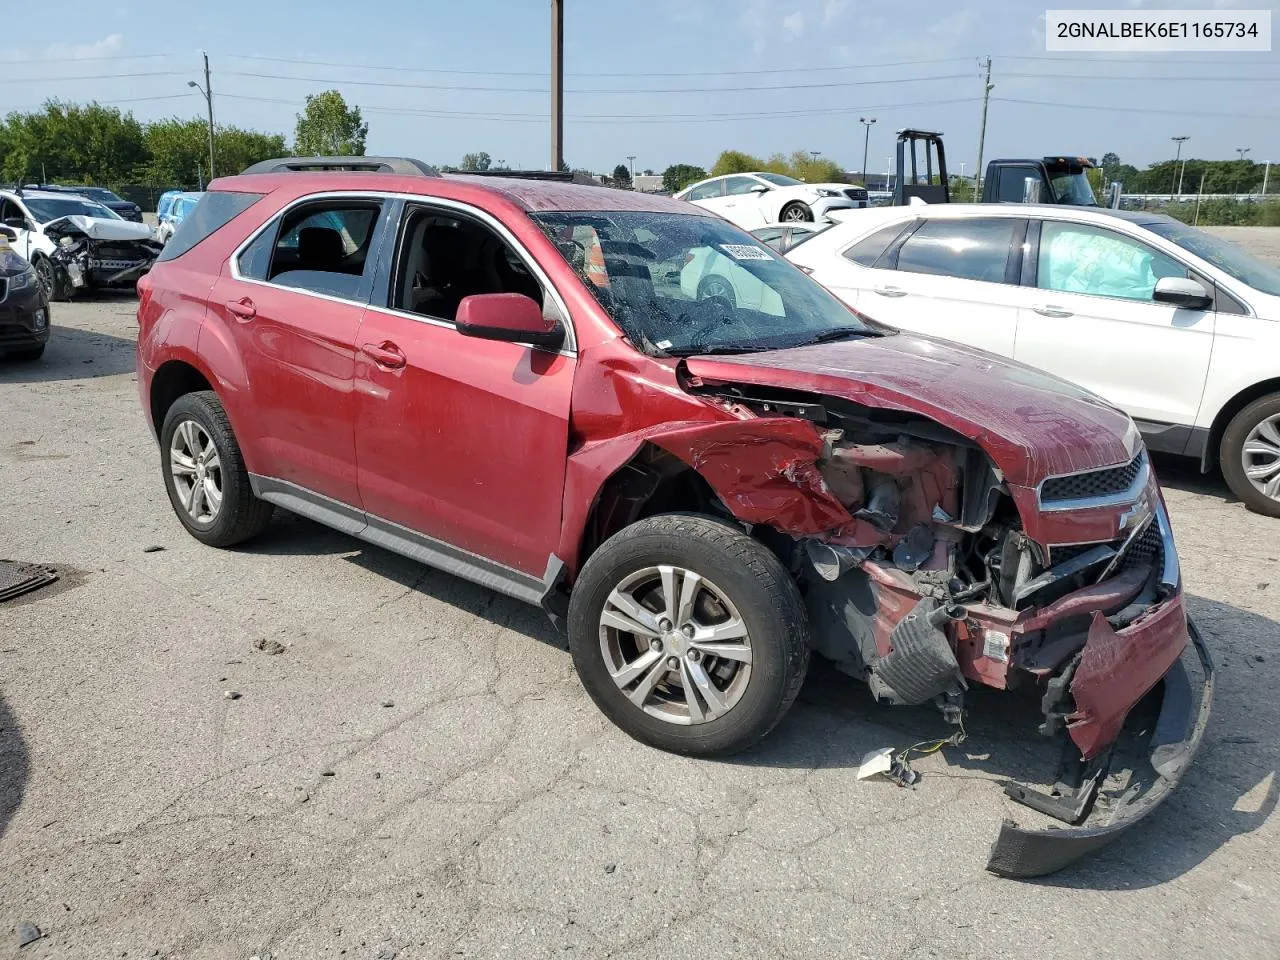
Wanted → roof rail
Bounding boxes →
[239,156,441,177]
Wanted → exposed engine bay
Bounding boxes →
[45,215,161,296]
[658,379,1208,876]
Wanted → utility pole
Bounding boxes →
[196,160,203,191]
[1171,136,1189,197]
[1263,161,1270,197]
[627,155,636,181]
[188,53,216,181]
[973,57,993,202]
[551,0,564,172]
[859,117,876,186]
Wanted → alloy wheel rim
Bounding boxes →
[34,259,54,299]
[700,277,733,302]
[1243,413,1280,501]
[783,207,806,221]
[169,419,223,524]
[598,565,753,725]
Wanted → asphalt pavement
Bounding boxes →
[2,237,1279,958]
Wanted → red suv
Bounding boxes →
[137,157,1211,877]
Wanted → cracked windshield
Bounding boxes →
[533,211,875,356]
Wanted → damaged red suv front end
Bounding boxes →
[668,334,1213,878]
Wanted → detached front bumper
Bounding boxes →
[986,619,1214,878]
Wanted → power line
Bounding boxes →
[2,52,175,65]
[993,97,1280,121]
[1003,71,1280,81]
[222,69,974,94]
[218,91,981,124]
[997,53,1279,65]
[0,70,187,84]
[220,52,973,78]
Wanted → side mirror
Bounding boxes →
[455,293,565,349]
[1022,177,1042,204]
[749,184,770,194]
[1153,276,1212,310]
[3,216,28,230]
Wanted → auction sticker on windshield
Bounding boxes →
[1047,9,1270,51]
[720,244,773,261]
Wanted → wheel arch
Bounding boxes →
[150,359,214,437]
[1201,377,1280,471]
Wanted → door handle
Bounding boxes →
[1032,304,1073,318]
[226,297,256,320]
[872,286,908,298]
[360,341,407,370]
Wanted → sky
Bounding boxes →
[2,0,1278,178]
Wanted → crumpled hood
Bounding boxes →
[683,333,1138,487]
[43,215,155,242]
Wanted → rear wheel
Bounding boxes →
[160,391,274,547]
[568,514,809,756]
[780,202,813,223]
[1221,393,1280,517]
[697,274,737,308]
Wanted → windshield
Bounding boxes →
[1145,219,1280,296]
[532,211,875,356]
[1048,170,1098,206]
[24,196,121,223]
[79,187,123,203]
[756,173,804,187]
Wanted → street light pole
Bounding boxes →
[859,117,876,186]
[187,53,216,181]
[1171,136,1188,197]
[885,156,893,192]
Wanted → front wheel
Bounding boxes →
[1220,393,1280,517]
[780,202,813,223]
[32,256,65,302]
[567,514,810,756]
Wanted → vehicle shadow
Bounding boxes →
[1150,451,1237,506]
[0,324,135,384]
[236,512,566,649]
[0,689,29,839]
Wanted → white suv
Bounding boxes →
[788,204,1280,516]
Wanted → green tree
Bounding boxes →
[612,163,632,186]
[294,90,368,157]
[710,150,764,176]
[0,100,146,184]
[461,151,492,171]
[662,163,707,193]
[140,118,285,186]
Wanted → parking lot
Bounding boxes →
[2,232,1279,959]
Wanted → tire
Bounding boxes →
[31,255,69,302]
[7,345,45,362]
[568,514,810,756]
[780,202,813,223]
[160,391,274,547]
[1220,393,1280,518]
[697,275,737,307]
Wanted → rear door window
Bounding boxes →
[895,218,1016,283]
[157,191,264,261]
[260,200,385,300]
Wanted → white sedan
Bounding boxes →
[787,203,1280,516]
[674,172,867,230]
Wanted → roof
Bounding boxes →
[214,170,709,216]
[1,189,72,201]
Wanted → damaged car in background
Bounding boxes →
[0,188,160,300]
[136,164,1212,880]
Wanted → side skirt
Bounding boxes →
[249,475,553,607]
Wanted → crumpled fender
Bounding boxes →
[554,416,853,577]
[648,419,852,534]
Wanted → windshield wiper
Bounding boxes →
[793,326,878,346]
[666,343,764,357]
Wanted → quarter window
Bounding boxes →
[895,218,1015,282]
[843,222,909,267]
[159,190,264,262]
[1037,221,1186,301]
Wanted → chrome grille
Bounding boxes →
[1040,452,1145,505]
[843,188,868,202]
